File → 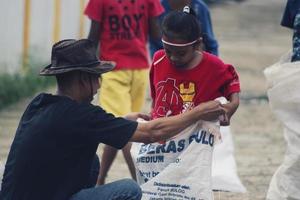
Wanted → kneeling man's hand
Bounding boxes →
[124,113,151,121]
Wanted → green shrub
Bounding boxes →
[0,65,55,110]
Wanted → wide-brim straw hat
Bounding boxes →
[40,39,115,76]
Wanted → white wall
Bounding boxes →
[30,0,54,64]
[0,0,24,73]
[0,0,90,74]
[61,0,81,39]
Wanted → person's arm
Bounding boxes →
[219,92,239,126]
[148,16,163,58]
[149,37,164,59]
[281,0,293,29]
[149,16,162,41]
[128,100,225,144]
[87,20,101,47]
[196,3,218,55]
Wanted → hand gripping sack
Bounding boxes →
[264,52,300,200]
[131,120,216,200]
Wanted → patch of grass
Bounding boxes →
[0,65,55,110]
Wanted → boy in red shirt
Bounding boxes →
[85,0,164,185]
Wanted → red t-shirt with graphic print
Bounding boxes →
[85,0,164,70]
[150,50,240,119]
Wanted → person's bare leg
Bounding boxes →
[97,145,118,185]
[122,142,137,181]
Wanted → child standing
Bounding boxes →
[150,6,240,125]
[84,0,164,185]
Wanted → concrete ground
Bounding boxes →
[0,0,290,199]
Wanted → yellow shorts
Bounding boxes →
[99,69,148,117]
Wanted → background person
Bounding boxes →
[84,0,164,184]
[265,1,300,199]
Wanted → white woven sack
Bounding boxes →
[212,126,246,193]
[264,52,300,200]
[131,121,215,200]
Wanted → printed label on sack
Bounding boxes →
[131,122,215,200]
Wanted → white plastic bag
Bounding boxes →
[131,121,215,200]
[212,126,246,193]
[264,52,300,200]
[212,98,246,193]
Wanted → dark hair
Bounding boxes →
[56,71,81,87]
[162,6,202,42]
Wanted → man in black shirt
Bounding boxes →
[0,39,224,200]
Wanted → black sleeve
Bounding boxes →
[70,103,138,149]
[281,0,294,28]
